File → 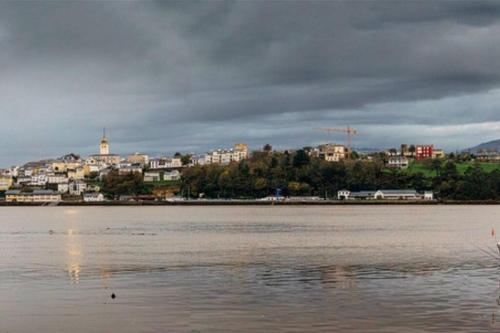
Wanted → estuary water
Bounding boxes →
[1,206,500,332]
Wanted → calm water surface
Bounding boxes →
[1,206,500,332]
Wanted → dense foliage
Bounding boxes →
[102,170,147,197]
[181,150,414,199]
[180,150,500,200]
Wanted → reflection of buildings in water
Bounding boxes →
[100,266,112,289]
[321,266,357,289]
[66,228,82,284]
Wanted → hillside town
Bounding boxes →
[1,129,497,204]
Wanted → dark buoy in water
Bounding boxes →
[111,293,116,300]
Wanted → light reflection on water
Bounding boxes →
[1,206,500,332]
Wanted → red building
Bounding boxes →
[415,145,433,160]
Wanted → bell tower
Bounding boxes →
[99,128,109,155]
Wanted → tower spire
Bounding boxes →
[102,127,106,139]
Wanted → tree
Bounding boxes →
[181,154,191,166]
[102,170,146,197]
[263,144,273,153]
[430,159,442,177]
[293,149,310,168]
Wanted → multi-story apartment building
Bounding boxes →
[318,144,348,162]
[69,181,87,196]
[149,157,183,169]
[67,167,85,180]
[127,153,149,166]
[415,145,434,160]
[117,164,143,175]
[200,143,248,165]
[30,174,49,186]
[47,175,69,184]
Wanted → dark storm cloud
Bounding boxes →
[1,1,500,165]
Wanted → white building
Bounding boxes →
[424,191,434,200]
[30,174,48,186]
[374,190,418,200]
[118,165,143,175]
[164,170,181,181]
[48,175,69,184]
[200,143,248,165]
[338,189,434,201]
[149,157,183,169]
[16,176,31,186]
[387,156,409,169]
[69,181,87,196]
[5,190,61,203]
[83,193,105,202]
[144,171,161,182]
[57,183,69,194]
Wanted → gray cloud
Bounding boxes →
[1,1,500,165]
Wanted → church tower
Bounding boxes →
[100,128,109,155]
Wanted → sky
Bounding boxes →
[2,1,500,166]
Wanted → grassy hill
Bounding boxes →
[404,160,500,177]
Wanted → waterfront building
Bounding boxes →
[5,190,61,203]
[83,193,105,202]
[374,189,419,200]
[338,190,377,200]
[337,189,434,201]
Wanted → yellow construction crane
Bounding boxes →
[314,126,358,149]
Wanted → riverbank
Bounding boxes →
[1,199,500,206]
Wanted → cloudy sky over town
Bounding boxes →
[2,1,500,165]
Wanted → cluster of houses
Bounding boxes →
[0,130,251,203]
[0,129,449,203]
[385,144,445,169]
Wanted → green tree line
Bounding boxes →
[180,150,431,199]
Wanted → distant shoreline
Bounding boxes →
[0,200,499,206]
